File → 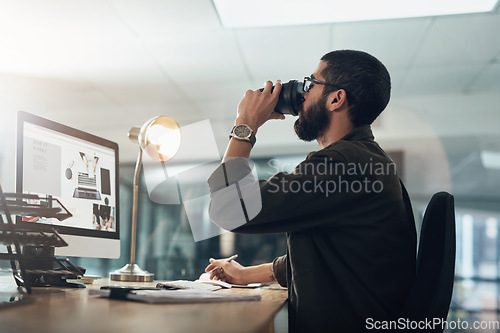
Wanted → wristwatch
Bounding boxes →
[229,124,256,147]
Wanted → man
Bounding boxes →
[206,50,416,332]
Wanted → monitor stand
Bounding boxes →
[20,246,86,289]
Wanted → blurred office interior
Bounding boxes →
[0,1,499,331]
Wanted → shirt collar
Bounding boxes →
[306,125,375,159]
[339,125,374,142]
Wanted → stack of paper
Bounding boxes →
[90,288,261,304]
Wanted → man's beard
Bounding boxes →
[294,94,330,142]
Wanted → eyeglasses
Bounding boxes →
[303,76,345,93]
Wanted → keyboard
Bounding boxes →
[73,187,101,200]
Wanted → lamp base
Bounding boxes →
[109,264,154,282]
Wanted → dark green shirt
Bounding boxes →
[208,125,416,332]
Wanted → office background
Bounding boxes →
[0,0,499,328]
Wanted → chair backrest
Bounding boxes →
[402,192,456,329]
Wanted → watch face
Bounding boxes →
[234,125,251,138]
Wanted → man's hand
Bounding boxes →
[222,80,284,161]
[236,80,285,133]
[205,259,277,285]
[205,258,247,285]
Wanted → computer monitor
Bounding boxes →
[16,111,120,258]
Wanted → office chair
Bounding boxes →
[402,191,456,332]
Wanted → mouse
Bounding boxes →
[65,168,72,180]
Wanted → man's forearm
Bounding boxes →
[222,137,253,163]
[241,263,276,284]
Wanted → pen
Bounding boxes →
[208,254,238,274]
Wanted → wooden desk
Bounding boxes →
[0,275,287,333]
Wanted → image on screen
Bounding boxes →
[16,112,120,251]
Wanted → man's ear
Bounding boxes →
[328,90,347,111]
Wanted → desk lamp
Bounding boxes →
[110,116,181,282]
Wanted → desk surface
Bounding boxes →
[0,274,287,333]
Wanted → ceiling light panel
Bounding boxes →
[214,0,499,28]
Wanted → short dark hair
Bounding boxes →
[320,50,391,127]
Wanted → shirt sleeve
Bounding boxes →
[207,146,397,233]
[272,254,288,288]
[207,150,343,232]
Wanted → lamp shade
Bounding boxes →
[129,116,181,162]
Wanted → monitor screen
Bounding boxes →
[16,111,120,258]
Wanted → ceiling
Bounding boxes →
[0,0,499,164]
